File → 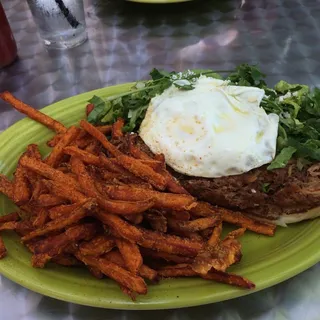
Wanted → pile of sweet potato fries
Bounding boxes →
[0,91,276,299]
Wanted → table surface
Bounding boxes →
[1,0,320,319]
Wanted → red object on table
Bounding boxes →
[0,3,17,68]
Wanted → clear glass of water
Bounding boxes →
[27,0,87,49]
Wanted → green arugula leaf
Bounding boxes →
[267,146,297,170]
[261,183,270,193]
[87,95,110,124]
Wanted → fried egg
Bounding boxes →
[139,76,279,178]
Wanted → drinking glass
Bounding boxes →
[0,3,18,68]
[27,0,87,49]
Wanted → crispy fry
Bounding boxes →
[0,212,20,224]
[0,174,14,199]
[144,211,167,233]
[104,250,158,282]
[42,180,87,203]
[124,213,143,225]
[116,155,167,190]
[31,223,98,267]
[45,126,80,167]
[64,146,101,166]
[48,203,81,220]
[128,137,152,160]
[140,248,193,264]
[76,252,148,294]
[97,125,112,134]
[191,202,276,236]
[36,194,66,207]
[88,266,104,279]
[0,221,18,231]
[21,199,97,242]
[116,238,143,274]
[20,156,81,191]
[71,157,155,215]
[32,208,48,228]
[12,155,31,205]
[169,210,190,221]
[47,134,63,148]
[103,185,195,211]
[168,216,221,233]
[97,212,203,256]
[15,220,34,237]
[160,169,189,194]
[207,223,223,247]
[0,236,7,259]
[0,91,66,133]
[80,120,122,157]
[112,118,125,139]
[79,235,115,256]
[157,264,255,289]
[52,254,80,266]
[120,285,137,301]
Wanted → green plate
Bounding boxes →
[0,83,319,310]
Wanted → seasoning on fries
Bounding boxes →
[0,92,281,299]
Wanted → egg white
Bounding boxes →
[139,76,279,178]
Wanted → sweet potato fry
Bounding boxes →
[42,180,87,203]
[76,252,148,295]
[0,174,14,199]
[31,223,98,267]
[97,212,203,256]
[0,236,6,259]
[64,146,101,166]
[45,126,80,167]
[168,216,221,233]
[47,134,63,148]
[160,169,189,194]
[116,155,167,190]
[202,270,255,289]
[97,125,112,134]
[144,211,167,233]
[15,220,34,237]
[191,202,276,236]
[120,285,137,301]
[36,194,66,207]
[116,238,143,274]
[112,118,125,139]
[80,120,122,157]
[20,156,81,191]
[12,156,31,205]
[71,157,155,215]
[32,208,48,228]
[0,91,66,133]
[0,221,18,231]
[79,235,115,256]
[88,266,104,279]
[0,212,20,224]
[124,213,143,225]
[128,139,152,160]
[48,203,81,220]
[168,210,190,221]
[52,254,80,266]
[104,250,158,282]
[103,185,195,211]
[157,264,254,289]
[21,199,97,242]
[140,248,193,264]
[207,223,223,247]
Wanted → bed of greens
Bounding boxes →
[87,64,320,170]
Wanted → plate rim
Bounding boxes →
[0,83,319,310]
